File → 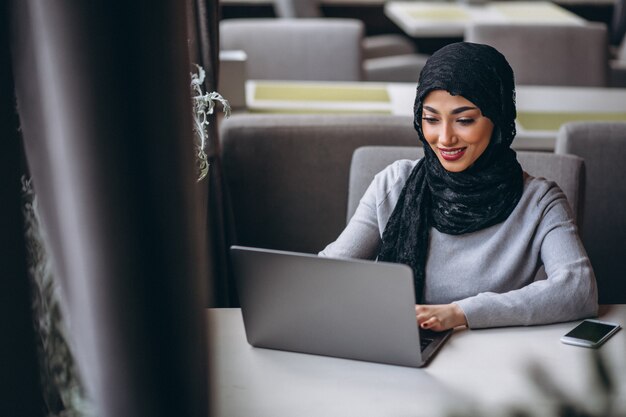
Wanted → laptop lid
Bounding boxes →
[231,245,451,368]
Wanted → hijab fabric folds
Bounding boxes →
[377,42,524,302]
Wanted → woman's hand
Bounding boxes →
[415,304,468,331]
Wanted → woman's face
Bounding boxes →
[421,90,494,173]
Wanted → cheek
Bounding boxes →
[464,123,493,145]
[421,125,438,146]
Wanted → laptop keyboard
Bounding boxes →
[420,337,434,352]
[419,328,437,352]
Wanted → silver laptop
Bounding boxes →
[231,245,452,368]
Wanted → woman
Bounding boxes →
[319,42,598,331]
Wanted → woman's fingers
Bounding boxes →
[416,305,438,327]
[415,304,431,317]
[420,317,435,329]
[415,305,431,324]
[415,304,458,331]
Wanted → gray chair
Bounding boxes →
[555,122,626,303]
[271,0,427,82]
[273,0,321,20]
[272,0,415,59]
[609,0,626,86]
[363,54,428,83]
[611,0,626,47]
[220,18,364,81]
[347,147,585,227]
[466,22,609,87]
[219,114,417,254]
[610,38,626,87]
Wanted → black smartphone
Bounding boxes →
[560,319,621,348]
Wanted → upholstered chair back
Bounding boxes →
[220,18,364,81]
[556,121,626,303]
[347,147,585,226]
[220,114,418,254]
[466,22,609,87]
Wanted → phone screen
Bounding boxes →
[564,321,618,343]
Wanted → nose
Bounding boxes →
[439,122,457,147]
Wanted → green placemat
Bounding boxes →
[517,112,626,131]
[249,108,393,115]
[254,83,390,102]
[407,8,469,20]
[493,4,573,20]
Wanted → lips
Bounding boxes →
[438,147,467,161]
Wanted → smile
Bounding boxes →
[438,147,467,161]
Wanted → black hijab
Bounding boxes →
[377,42,523,302]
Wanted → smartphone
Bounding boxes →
[560,319,621,348]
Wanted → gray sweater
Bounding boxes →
[320,159,598,328]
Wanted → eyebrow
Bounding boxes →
[423,105,478,115]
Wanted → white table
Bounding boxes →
[220,0,616,6]
[245,80,626,150]
[384,1,585,38]
[207,305,626,417]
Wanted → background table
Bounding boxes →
[245,80,626,150]
[219,0,615,54]
[384,1,585,38]
[207,305,626,417]
[220,0,615,7]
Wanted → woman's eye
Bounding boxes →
[422,117,438,124]
[458,118,475,126]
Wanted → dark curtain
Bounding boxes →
[188,0,237,307]
[11,1,209,416]
[0,0,45,414]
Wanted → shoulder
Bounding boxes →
[372,159,419,194]
[522,174,567,204]
[519,173,574,221]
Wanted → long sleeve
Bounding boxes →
[319,159,418,260]
[320,164,598,329]
[450,181,598,328]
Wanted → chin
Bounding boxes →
[437,158,469,173]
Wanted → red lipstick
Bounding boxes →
[438,147,467,161]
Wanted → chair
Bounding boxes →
[466,22,609,87]
[610,36,626,87]
[273,0,322,20]
[272,0,415,59]
[363,53,428,82]
[220,18,364,81]
[609,0,626,86]
[555,121,626,303]
[270,0,428,82]
[611,0,626,47]
[347,147,585,226]
[274,0,415,59]
[219,114,417,254]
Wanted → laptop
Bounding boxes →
[231,245,452,368]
